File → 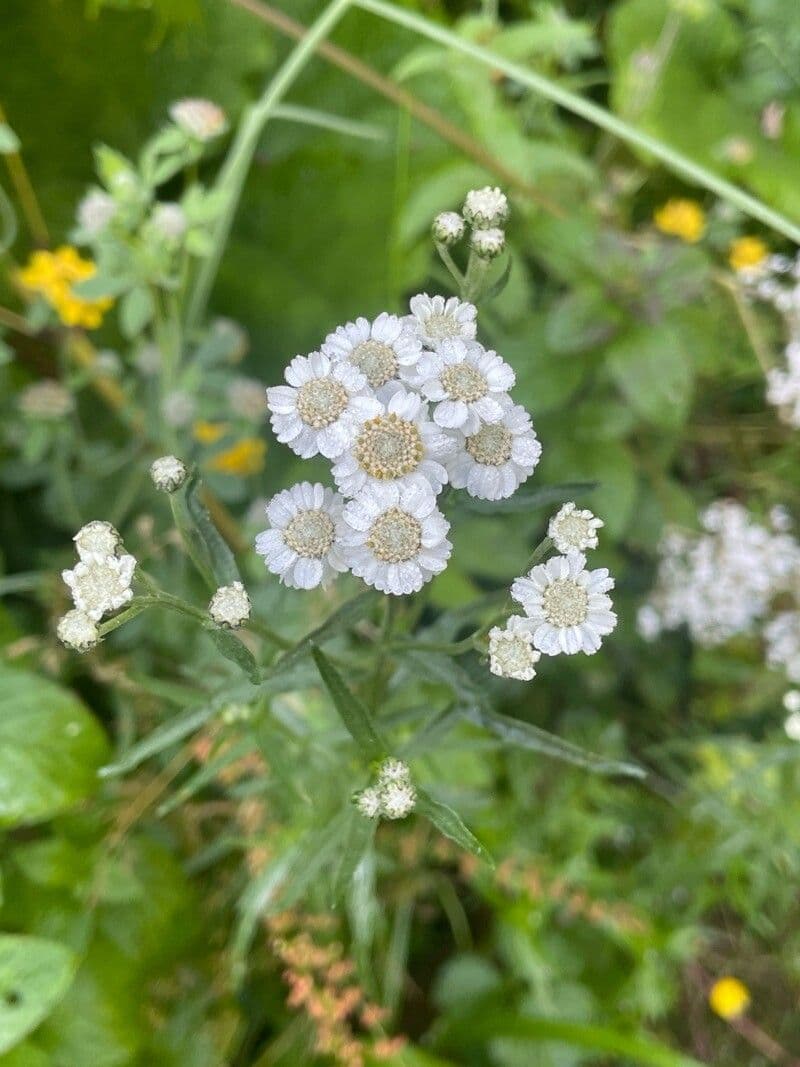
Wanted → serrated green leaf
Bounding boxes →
[0,665,109,827]
[310,646,386,760]
[416,789,493,866]
[463,707,647,779]
[0,935,78,1054]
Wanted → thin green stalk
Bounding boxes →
[355,0,800,243]
[434,240,464,288]
[185,0,352,333]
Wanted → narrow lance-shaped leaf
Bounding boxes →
[206,625,261,685]
[330,810,377,906]
[464,707,647,780]
[416,788,493,867]
[311,646,386,760]
[170,470,240,591]
[452,481,598,516]
[270,590,376,677]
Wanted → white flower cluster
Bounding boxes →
[740,253,800,428]
[433,185,508,259]
[640,499,800,686]
[354,758,416,821]
[258,289,541,596]
[58,521,137,651]
[489,502,616,674]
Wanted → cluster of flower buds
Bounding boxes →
[432,185,509,260]
[354,758,416,821]
[57,521,137,652]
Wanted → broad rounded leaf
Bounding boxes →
[0,664,109,827]
[0,935,78,1054]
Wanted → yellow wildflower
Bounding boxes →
[193,420,230,445]
[653,199,706,243]
[709,976,750,1021]
[729,236,768,272]
[209,437,266,476]
[17,246,112,330]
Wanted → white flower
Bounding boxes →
[445,399,541,500]
[228,376,266,420]
[321,313,422,397]
[764,611,800,683]
[212,317,249,362]
[209,581,251,629]
[463,186,509,228]
[380,778,416,820]
[549,502,604,554]
[267,352,378,460]
[470,227,506,259]
[74,521,121,560]
[150,455,187,493]
[255,482,348,590]
[151,202,187,241]
[511,552,617,656]
[340,483,451,595]
[19,380,73,419]
[406,293,477,347]
[354,786,382,819]
[134,343,161,376]
[76,189,116,236]
[784,690,800,713]
[62,552,136,622]
[414,338,513,434]
[636,603,662,641]
[785,710,800,741]
[377,758,412,785]
[488,616,541,680]
[162,390,195,427]
[331,388,453,499]
[57,609,100,652]
[432,211,465,245]
[169,98,227,141]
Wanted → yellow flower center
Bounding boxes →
[284,509,336,558]
[295,378,348,429]
[465,423,513,466]
[440,363,488,403]
[353,414,423,479]
[542,578,589,627]
[366,508,422,563]
[350,340,398,389]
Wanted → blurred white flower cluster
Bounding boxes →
[639,500,800,688]
[740,253,800,427]
[258,235,542,596]
[57,521,137,651]
[354,758,416,821]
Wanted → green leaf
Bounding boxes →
[100,701,219,778]
[416,789,493,866]
[205,625,260,684]
[546,288,622,354]
[0,664,109,826]
[435,1011,704,1067]
[606,321,694,429]
[330,810,377,905]
[463,707,647,780]
[0,124,21,154]
[310,646,385,760]
[269,591,376,677]
[0,935,78,1054]
[170,471,240,591]
[451,481,598,516]
[119,286,154,339]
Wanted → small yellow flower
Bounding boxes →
[709,976,750,1021]
[653,199,706,243]
[729,236,768,272]
[17,246,112,330]
[208,437,266,476]
[193,420,230,445]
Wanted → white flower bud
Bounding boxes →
[134,343,161,376]
[463,186,509,228]
[19,380,74,419]
[73,520,122,561]
[488,617,541,680]
[150,455,187,493]
[169,98,227,141]
[354,786,382,819]
[377,757,411,786]
[209,581,251,629]
[162,390,195,428]
[432,211,465,246]
[151,202,187,241]
[57,609,100,652]
[784,709,800,741]
[784,690,800,714]
[227,376,266,420]
[61,553,136,621]
[548,502,604,554]
[470,226,506,259]
[76,189,116,236]
[380,778,416,820]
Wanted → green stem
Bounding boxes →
[185,0,352,334]
[434,240,464,289]
[355,0,800,243]
[461,247,490,303]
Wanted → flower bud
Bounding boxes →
[432,211,465,246]
[57,609,100,652]
[463,186,509,228]
[208,581,251,629]
[150,455,188,493]
[470,227,506,259]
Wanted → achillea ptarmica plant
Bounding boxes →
[150,454,188,493]
[208,582,251,629]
